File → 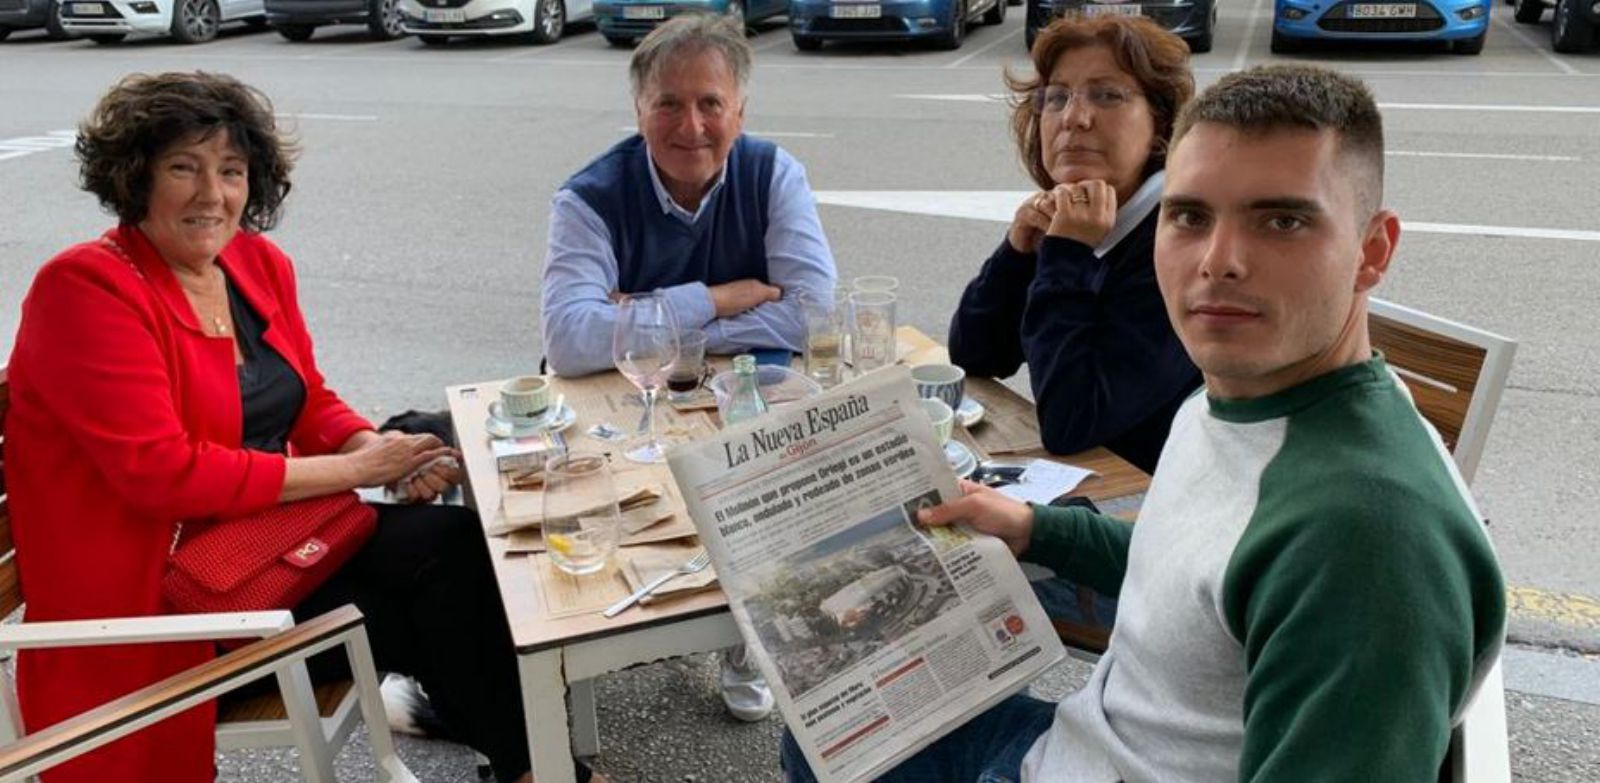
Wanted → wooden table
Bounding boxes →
[445,327,1150,783]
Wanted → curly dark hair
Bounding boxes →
[76,71,296,232]
[1005,16,1194,191]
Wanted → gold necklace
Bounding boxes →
[210,315,230,336]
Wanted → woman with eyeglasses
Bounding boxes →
[948,16,1202,476]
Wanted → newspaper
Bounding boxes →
[667,367,1064,783]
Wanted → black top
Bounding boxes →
[228,275,306,454]
[947,212,1201,474]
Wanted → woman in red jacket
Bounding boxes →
[4,72,586,783]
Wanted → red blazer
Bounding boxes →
[3,225,372,783]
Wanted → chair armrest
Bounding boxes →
[0,606,364,782]
[0,611,294,653]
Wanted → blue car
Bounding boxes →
[789,0,1006,50]
[594,0,784,44]
[1271,0,1491,54]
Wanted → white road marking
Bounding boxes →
[276,112,380,121]
[615,126,837,138]
[894,93,1007,102]
[751,34,793,53]
[1378,101,1600,113]
[812,190,1600,243]
[944,24,1026,69]
[1493,9,1581,75]
[1233,0,1268,72]
[0,130,76,164]
[1387,150,1580,162]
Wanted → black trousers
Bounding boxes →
[289,503,544,783]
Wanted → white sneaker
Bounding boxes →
[718,645,774,722]
[379,674,451,739]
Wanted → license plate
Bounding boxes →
[1349,3,1416,16]
[830,3,882,18]
[423,8,465,22]
[71,2,104,14]
[622,5,665,18]
[1082,3,1141,16]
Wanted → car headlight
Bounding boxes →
[1456,4,1484,18]
[1281,6,1308,18]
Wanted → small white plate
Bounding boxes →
[487,401,576,439]
[944,441,978,479]
[956,396,985,428]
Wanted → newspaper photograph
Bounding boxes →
[667,367,1065,783]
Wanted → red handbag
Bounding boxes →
[161,492,377,614]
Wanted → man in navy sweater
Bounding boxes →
[539,15,837,722]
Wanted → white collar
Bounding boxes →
[1094,170,1165,258]
[645,142,728,224]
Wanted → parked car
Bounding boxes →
[1025,0,1215,52]
[1512,0,1596,51]
[594,0,781,46]
[0,0,73,40]
[1270,0,1490,54]
[265,0,405,39]
[399,0,587,43]
[789,0,1005,51]
[57,0,265,42]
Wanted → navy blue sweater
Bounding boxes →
[947,212,1201,474]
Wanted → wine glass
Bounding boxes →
[612,294,681,464]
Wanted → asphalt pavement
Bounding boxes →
[3,3,1599,779]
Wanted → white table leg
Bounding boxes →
[518,649,577,783]
[569,678,600,758]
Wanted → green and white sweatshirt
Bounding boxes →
[1020,356,1505,782]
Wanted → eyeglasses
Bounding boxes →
[1031,84,1142,115]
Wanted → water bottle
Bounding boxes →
[723,354,769,424]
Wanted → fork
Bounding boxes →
[603,550,712,618]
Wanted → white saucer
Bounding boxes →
[487,401,576,439]
[944,441,978,479]
[956,397,985,428]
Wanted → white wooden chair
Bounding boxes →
[0,365,418,783]
[1368,298,1516,783]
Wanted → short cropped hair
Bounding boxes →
[629,14,752,99]
[1173,64,1385,217]
[1006,16,1194,191]
[76,71,296,232]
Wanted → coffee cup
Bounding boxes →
[499,376,552,424]
[919,398,954,445]
[911,364,966,411]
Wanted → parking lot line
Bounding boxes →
[944,25,1025,69]
[1232,0,1268,73]
[1492,12,1581,76]
[1387,150,1581,162]
[1379,101,1600,113]
[277,113,379,121]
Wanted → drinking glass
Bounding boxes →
[541,451,622,576]
[666,328,710,404]
[799,288,846,388]
[612,294,680,463]
[852,275,900,294]
[849,290,897,373]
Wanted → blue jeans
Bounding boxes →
[1030,576,1118,632]
[780,694,1057,783]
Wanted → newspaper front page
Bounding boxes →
[667,367,1064,783]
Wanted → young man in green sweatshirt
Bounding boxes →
[780,64,1506,783]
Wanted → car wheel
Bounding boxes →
[604,32,634,46]
[45,0,74,38]
[367,0,404,39]
[1008,0,1021,5]
[1452,28,1485,53]
[418,32,449,44]
[1269,26,1299,53]
[1025,23,1035,50]
[1552,0,1595,51]
[0,25,10,41]
[169,0,220,42]
[1513,0,1544,22]
[934,0,966,49]
[87,32,124,42]
[525,0,564,43]
[983,0,1005,25]
[792,32,821,50]
[276,23,315,40]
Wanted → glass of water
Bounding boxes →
[541,451,622,576]
[849,290,897,373]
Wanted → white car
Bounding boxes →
[58,0,264,43]
[399,0,589,44]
